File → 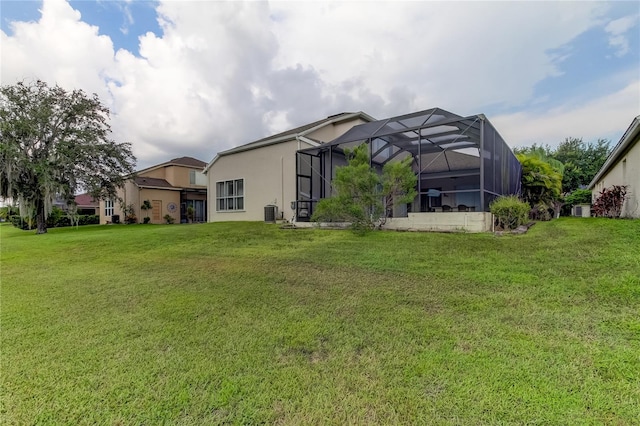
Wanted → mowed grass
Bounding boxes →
[1,218,639,424]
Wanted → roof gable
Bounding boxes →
[136,156,207,176]
[204,111,375,172]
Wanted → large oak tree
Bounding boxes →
[0,80,136,233]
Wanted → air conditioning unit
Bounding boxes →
[264,205,278,223]
[571,204,591,218]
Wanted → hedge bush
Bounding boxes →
[490,196,530,230]
[9,213,99,230]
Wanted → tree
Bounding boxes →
[551,137,610,193]
[564,189,592,207]
[517,153,563,220]
[0,80,136,233]
[515,138,611,193]
[140,199,152,223]
[311,144,417,232]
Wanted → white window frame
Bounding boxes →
[189,170,196,185]
[216,179,244,212]
[105,199,114,217]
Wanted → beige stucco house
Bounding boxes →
[204,112,374,222]
[588,115,640,218]
[100,156,208,224]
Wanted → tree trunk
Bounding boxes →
[35,199,47,234]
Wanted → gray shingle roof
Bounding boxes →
[134,177,176,189]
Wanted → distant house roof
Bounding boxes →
[204,111,376,173]
[74,193,98,207]
[165,156,207,168]
[134,177,180,190]
[135,156,207,176]
[588,115,640,189]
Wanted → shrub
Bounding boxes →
[122,203,137,224]
[10,212,99,230]
[490,196,529,230]
[9,215,32,230]
[78,215,99,226]
[46,206,65,228]
[593,185,627,218]
[143,217,151,224]
[529,202,552,221]
[0,206,19,221]
[565,189,592,207]
[164,214,175,224]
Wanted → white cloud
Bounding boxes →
[492,79,640,148]
[1,0,637,169]
[269,1,606,113]
[1,0,114,101]
[604,15,639,57]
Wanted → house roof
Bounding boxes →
[74,193,98,207]
[134,176,179,189]
[135,156,207,176]
[204,111,376,173]
[166,156,207,168]
[588,115,640,189]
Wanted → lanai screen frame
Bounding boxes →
[295,108,521,220]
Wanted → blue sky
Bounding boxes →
[1,0,639,168]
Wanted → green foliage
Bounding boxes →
[186,205,195,222]
[141,200,152,222]
[0,80,136,234]
[517,153,562,220]
[164,214,175,224]
[489,195,529,230]
[0,205,19,220]
[46,206,65,228]
[122,203,137,224]
[593,185,627,218]
[553,137,611,193]
[382,156,417,215]
[8,215,33,230]
[312,145,416,232]
[9,208,98,230]
[516,138,611,193]
[564,189,592,207]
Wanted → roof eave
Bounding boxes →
[204,111,376,172]
[588,116,640,189]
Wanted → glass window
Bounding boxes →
[216,179,244,211]
[190,170,196,184]
[105,199,114,217]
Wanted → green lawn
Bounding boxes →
[1,219,639,424]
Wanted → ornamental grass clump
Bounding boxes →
[490,195,529,230]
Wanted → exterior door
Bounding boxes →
[152,200,162,222]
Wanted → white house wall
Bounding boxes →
[208,139,308,222]
[207,116,371,223]
[592,137,640,218]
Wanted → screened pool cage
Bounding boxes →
[294,108,521,221]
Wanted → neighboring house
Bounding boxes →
[52,193,98,215]
[588,115,640,218]
[100,156,208,224]
[295,107,521,232]
[74,193,99,215]
[204,112,375,222]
